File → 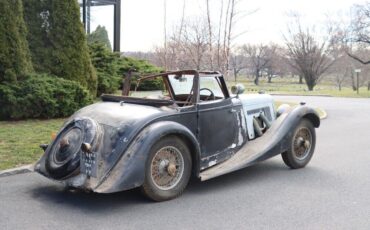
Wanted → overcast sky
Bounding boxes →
[88,0,367,52]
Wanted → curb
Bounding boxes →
[271,93,333,97]
[0,164,34,178]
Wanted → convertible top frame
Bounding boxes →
[135,70,230,105]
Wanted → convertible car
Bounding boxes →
[35,70,320,201]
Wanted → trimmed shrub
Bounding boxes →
[118,57,164,91]
[88,42,121,96]
[0,0,33,82]
[89,41,165,95]
[0,74,92,120]
[23,0,97,95]
[96,71,121,95]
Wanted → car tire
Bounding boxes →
[45,118,99,179]
[282,119,316,169]
[45,126,82,179]
[141,135,192,201]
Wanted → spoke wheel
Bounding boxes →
[292,127,312,160]
[150,146,184,190]
[142,136,192,201]
[282,119,316,169]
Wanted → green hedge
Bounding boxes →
[117,57,164,91]
[97,71,121,95]
[0,74,92,120]
[89,42,165,95]
[88,42,121,96]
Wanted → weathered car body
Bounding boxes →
[35,70,320,200]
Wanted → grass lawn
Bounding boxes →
[0,119,65,170]
[228,77,370,98]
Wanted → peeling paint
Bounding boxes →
[34,70,319,199]
[208,160,217,167]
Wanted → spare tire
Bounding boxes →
[45,118,100,179]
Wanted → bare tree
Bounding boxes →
[264,44,284,83]
[229,48,246,82]
[284,17,334,91]
[221,0,255,77]
[240,44,274,85]
[223,0,235,77]
[330,52,352,91]
[326,12,357,90]
[346,2,370,64]
[163,0,167,70]
[181,21,209,70]
[216,0,224,70]
[206,0,214,69]
[154,0,255,73]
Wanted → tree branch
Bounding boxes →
[346,51,370,64]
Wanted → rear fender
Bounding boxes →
[94,121,200,193]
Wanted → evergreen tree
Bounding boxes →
[87,25,112,51]
[23,0,52,74]
[0,0,33,82]
[23,0,97,95]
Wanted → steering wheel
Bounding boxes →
[200,88,215,101]
[183,88,194,106]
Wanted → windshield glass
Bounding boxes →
[199,76,224,98]
[130,77,169,99]
[168,74,194,95]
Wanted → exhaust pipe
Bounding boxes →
[253,117,263,137]
[253,112,272,138]
[259,112,271,128]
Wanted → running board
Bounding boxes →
[200,112,291,181]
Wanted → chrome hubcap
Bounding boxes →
[293,127,312,160]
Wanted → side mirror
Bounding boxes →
[231,84,245,96]
[174,74,187,82]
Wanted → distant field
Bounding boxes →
[227,77,370,98]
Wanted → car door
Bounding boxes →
[197,79,239,167]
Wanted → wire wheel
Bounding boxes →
[292,127,312,160]
[281,119,316,169]
[150,146,185,190]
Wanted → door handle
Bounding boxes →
[230,109,237,113]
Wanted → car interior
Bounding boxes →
[101,72,227,108]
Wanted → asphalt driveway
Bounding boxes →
[1,96,370,230]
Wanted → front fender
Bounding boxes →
[256,104,319,161]
[200,105,320,181]
[94,121,200,193]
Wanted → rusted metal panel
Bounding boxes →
[34,70,319,197]
[199,105,320,181]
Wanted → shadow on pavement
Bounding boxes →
[28,158,329,212]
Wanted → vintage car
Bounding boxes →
[35,70,320,201]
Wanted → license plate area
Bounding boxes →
[80,152,98,177]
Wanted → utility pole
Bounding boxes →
[355,69,361,95]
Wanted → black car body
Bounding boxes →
[35,70,320,201]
